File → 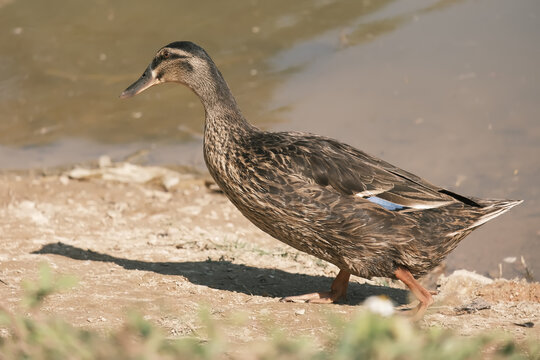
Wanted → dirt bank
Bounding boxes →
[0,162,538,344]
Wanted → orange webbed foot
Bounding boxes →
[281,270,351,304]
[395,267,434,320]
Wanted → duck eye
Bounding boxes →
[162,50,170,58]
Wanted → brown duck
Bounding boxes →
[121,41,522,317]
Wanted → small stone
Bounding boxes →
[294,309,305,315]
[167,227,181,236]
[514,321,534,328]
[98,155,112,168]
[162,175,179,191]
[364,296,394,317]
[454,298,491,314]
[503,257,516,264]
[147,234,158,245]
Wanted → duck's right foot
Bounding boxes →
[394,267,434,320]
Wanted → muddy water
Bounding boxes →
[0,0,538,278]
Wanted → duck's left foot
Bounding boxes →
[394,267,434,320]
[281,270,351,304]
[281,291,339,304]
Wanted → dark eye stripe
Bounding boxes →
[168,53,188,60]
[151,53,189,69]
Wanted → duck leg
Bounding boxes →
[394,267,433,319]
[281,270,351,304]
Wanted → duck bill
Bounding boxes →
[120,66,157,99]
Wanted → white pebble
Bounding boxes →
[363,296,395,317]
[503,257,516,264]
[59,175,70,185]
[98,155,112,168]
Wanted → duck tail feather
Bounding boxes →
[470,199,523,229]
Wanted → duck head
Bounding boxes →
[120,41,215,99]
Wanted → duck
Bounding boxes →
[120,41,522,317]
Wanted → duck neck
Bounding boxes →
[190,63,256,177]
[190,64,252,134]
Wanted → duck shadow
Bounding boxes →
[32,242,409,306]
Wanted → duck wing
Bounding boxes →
[254,132,466,210]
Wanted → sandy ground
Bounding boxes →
[0,162,538,345]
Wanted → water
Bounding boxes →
[1,0,538,278]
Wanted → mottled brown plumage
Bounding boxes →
[121,41,522,316]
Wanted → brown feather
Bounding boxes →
[122,41,522,280]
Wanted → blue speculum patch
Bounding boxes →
[366,196,406,211]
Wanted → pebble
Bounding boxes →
[514,321,534,328]
[98,155,112,168]
[59,175,70,185]
[162,175,179,191]
[454,298,491,314]
[363,295,395,317]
